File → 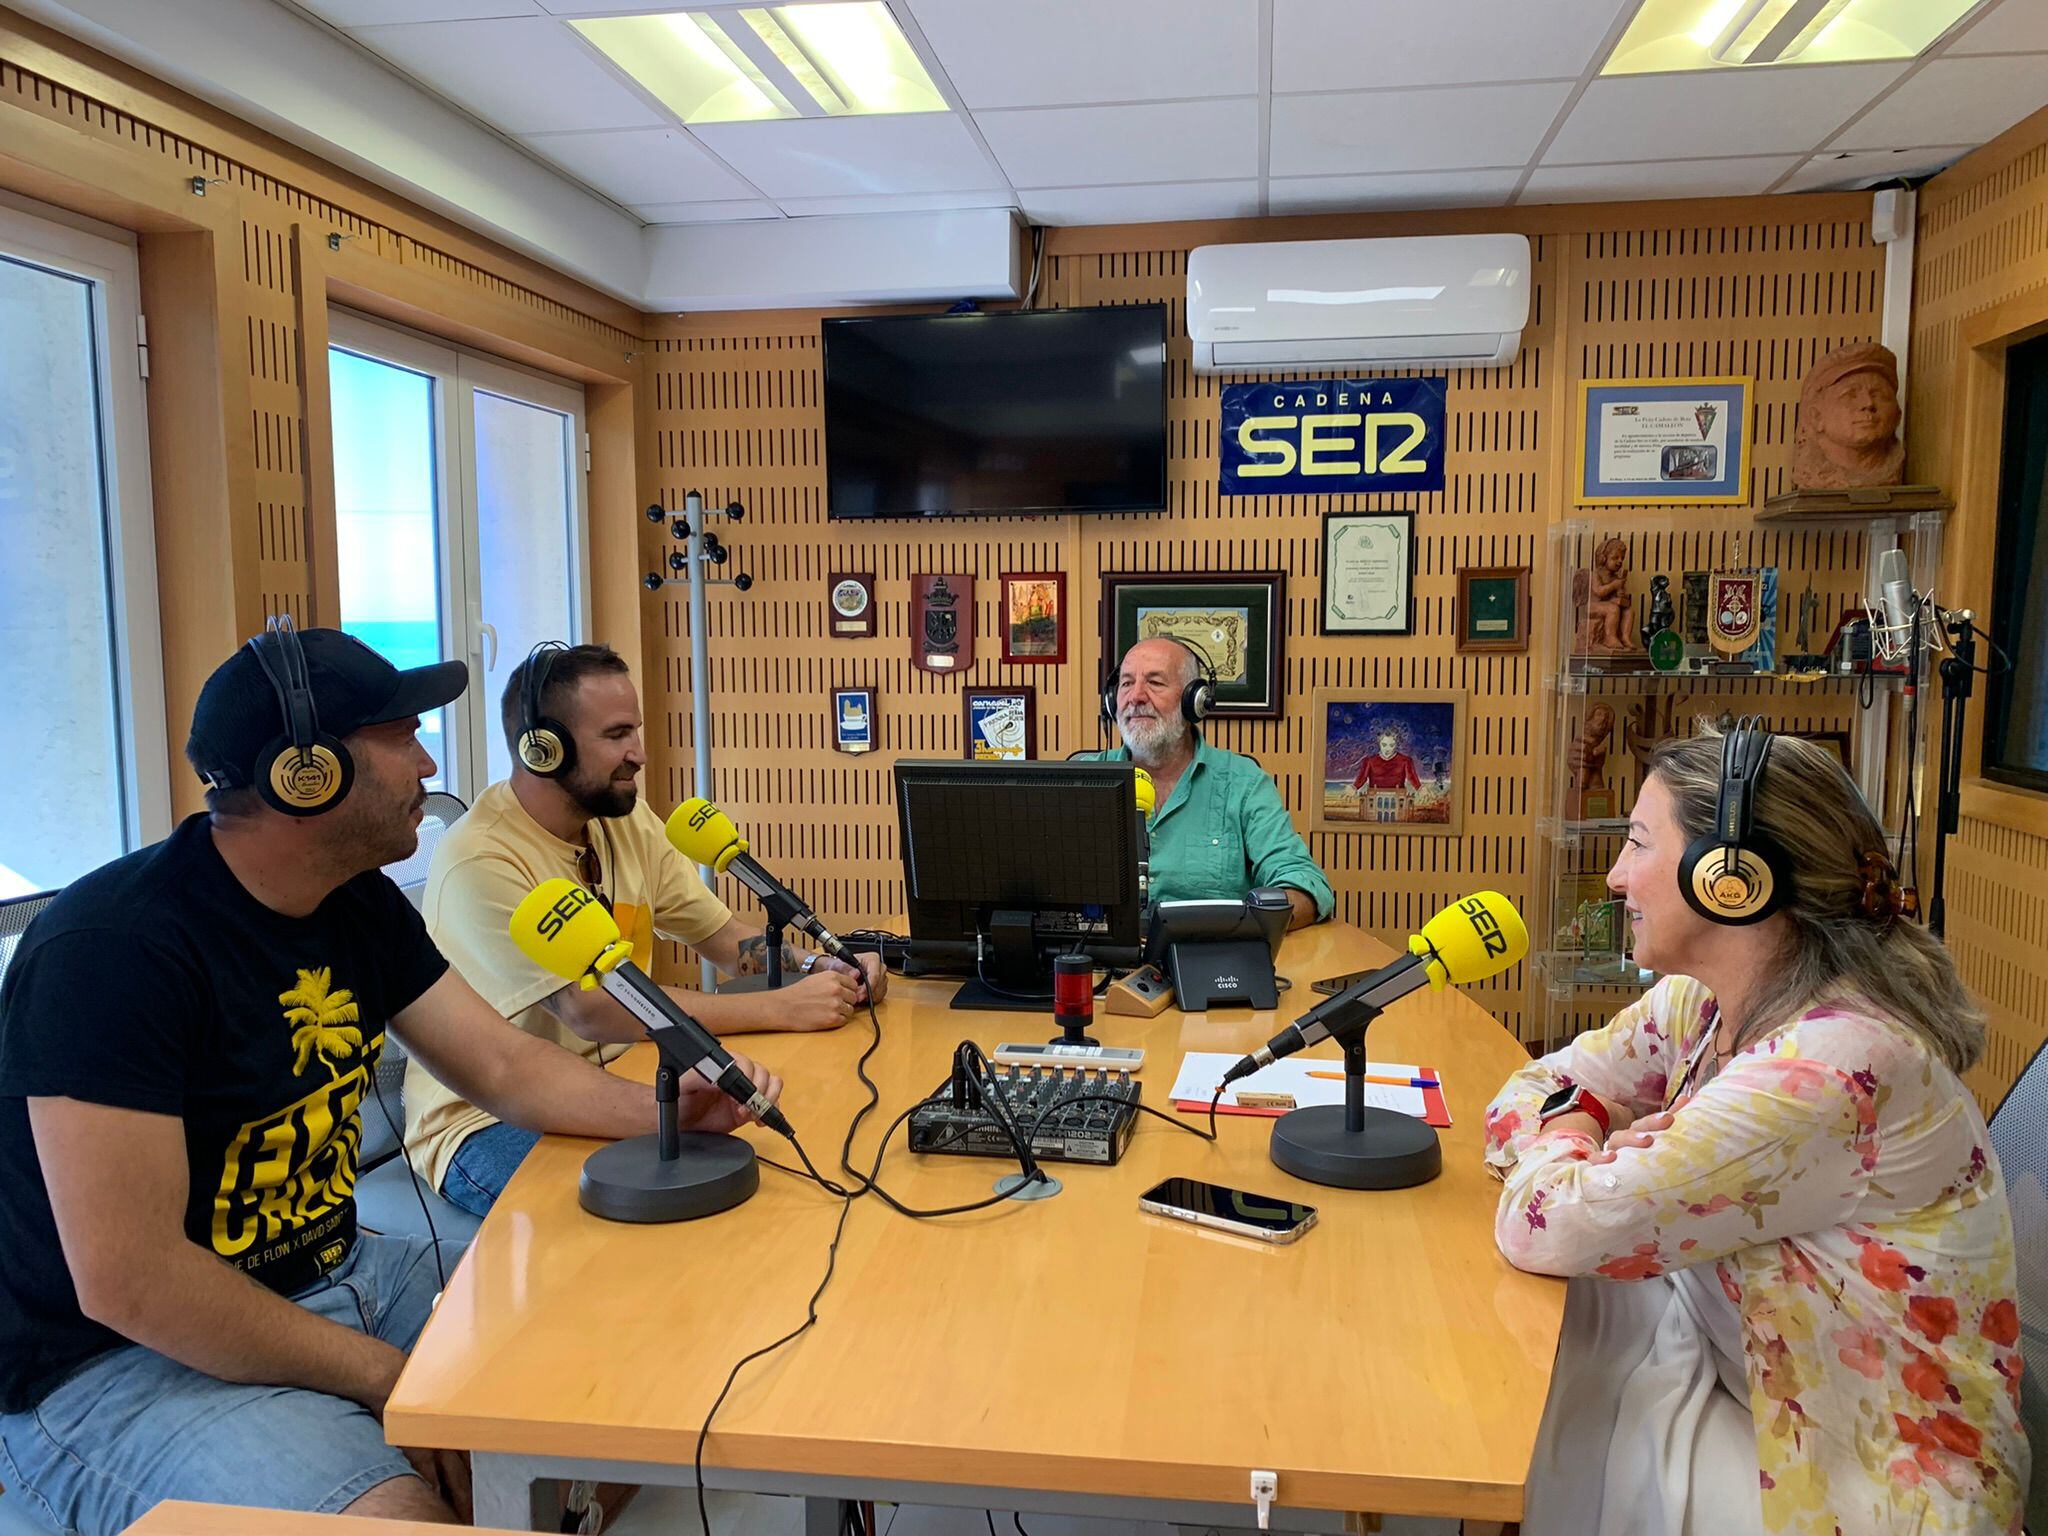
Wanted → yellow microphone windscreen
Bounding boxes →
[1413,891,1528,988]
[1133,767,1156,817]
[666,798,747,874]
[510,878,624,981]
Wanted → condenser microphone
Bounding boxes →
[1221,891,1529,1085]
[1873,546,1920,661]
[511,878,793,1138]
[665,798,853,962]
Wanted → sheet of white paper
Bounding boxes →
[1168,1051,1436,1120]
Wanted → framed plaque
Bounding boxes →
[1576,377,1753,505]
[1454,565,1530,653]
[828,573,876,638]
[911,574,973,672]
[963,686,1036,761]
[831,687,875,754]
[1000,571,1065,664]
[1100,571,1285,717]
[1321,513,1415,636]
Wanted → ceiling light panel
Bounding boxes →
[572,13,794,122]
[1605,0,1990,73]
[766,3,948,115]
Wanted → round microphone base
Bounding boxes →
[1269,1105,1442,1191]
[578,1131,760,1223]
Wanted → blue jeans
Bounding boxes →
[0,1234,463,1536]
[439,1121,541,1216]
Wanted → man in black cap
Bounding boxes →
[0,623,781,1532]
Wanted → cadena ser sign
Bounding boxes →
[1219,378,1447,496]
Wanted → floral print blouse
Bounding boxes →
[1485,975,2027,1535]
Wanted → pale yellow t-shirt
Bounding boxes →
[403,780,732,1193]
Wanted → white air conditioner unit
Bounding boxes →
[1187,234,1532,374]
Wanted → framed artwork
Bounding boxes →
[1320,513,1415,636]
[1455,565,1531,653]
[1309,689,1464,834]
[1100,571,1286,717]
[1000,572,1066,664]
[1576,377,1753,505]
[962,686,1036,762]
[831,687,875,754]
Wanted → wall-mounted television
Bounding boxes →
[822,304,1168,519]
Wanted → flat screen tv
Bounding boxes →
[822,304,1168,519]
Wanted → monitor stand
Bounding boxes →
[950,909,1056,1012]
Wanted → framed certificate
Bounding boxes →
[1099,572,1286,717]
[1576,378,1753,505]
[1320,513,1414,635]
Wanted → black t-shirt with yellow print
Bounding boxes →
[0,813,447,1412]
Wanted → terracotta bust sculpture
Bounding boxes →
[1572,536,1637,654]
[1792,342,1905,489]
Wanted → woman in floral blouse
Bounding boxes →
[1487,729,2025,1536]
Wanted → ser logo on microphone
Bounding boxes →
[1458,896,1511,959]
[686,803,719,833]
[539,886,596,940]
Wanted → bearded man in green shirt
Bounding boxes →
[1083,637,1333,930]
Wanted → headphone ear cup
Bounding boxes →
[1183,677,1214,724]
[1678,833,1783,925]
[255,730,354,816]
[518,716,574,778]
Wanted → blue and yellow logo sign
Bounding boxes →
[1220,379,1446,496]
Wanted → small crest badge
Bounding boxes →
[1708,571,1761,656]
[1694,402,1718,440]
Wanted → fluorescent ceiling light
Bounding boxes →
[1605,0,1989,73]
[574,4,944,123]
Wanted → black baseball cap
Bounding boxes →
[187,627,469,789]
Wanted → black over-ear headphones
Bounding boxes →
[1678,719,1793,926]
[246,616,353,816]
[1101,636,1218,731]
[516,641,575,778]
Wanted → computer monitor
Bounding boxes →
[893,759,1144,1012]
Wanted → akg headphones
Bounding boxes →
[246,616,353,816]
[1101,636,1218,731]
[515,640,575,778]
[1678,719,1793,926]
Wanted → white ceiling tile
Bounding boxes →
[632,199,781,223]
[1269,82,1572,176]
[1268,167,1521,213]
[1945,0,2048,55]
[905,0,1258,108]
[778,190,1020,217]
[1018,181,1263,225]
[1273,0,1624,92]
[519,128,755,204]
[1780,145,1972,192]
[353,18,664,134]
[1520,155,1800,203]
[976,99,1261,186]
[692,115,1003,198]
[1833,56,2048,151]
[296,0,537,21]
[1546,63,1907,162]
[532,0,714,10]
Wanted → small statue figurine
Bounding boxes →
[1566,702,1617,820]
[1572,536,1638,654]
[1792,342,1906,490]
[1639,574,1676,650]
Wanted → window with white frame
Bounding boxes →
[0,197,168,895]
[327,312,588,802]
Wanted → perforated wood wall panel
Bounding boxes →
[1910,110,2048,1113]
[645,201,1887,1042]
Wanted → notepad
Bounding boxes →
[1169,1052,1451,1127]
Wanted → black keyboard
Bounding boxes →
[907,1064,1140,1167]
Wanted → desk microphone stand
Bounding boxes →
[717,916,789,994]
[1268,998,1442,1191]
[1929,609,1978,940]
[578,1039,760,1224]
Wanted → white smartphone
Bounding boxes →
[992,1041,1146,1070]
[1137,1177,1318,1244]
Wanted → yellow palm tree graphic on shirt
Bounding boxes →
[280,967,362,1080]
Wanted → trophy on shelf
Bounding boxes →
[1571,537,1645,670]
[1784,584,1829,675]
[1566,702,1618,821]
[1640,574,1683,672]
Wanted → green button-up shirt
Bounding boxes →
[1078,739,1335,920]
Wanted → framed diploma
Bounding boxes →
[1577,378,1752,505]
[1320,513,1414,636]
[1099,571,1286,717]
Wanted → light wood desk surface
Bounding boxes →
[120,1502,525,1535]
[386,923,1565,1521]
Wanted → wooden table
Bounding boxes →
[121,1502,527,1535]
[385,923,1564,1529]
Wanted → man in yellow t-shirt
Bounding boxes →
[406,643,886,1214]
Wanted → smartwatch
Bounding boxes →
[1538,1082,1611,1139]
